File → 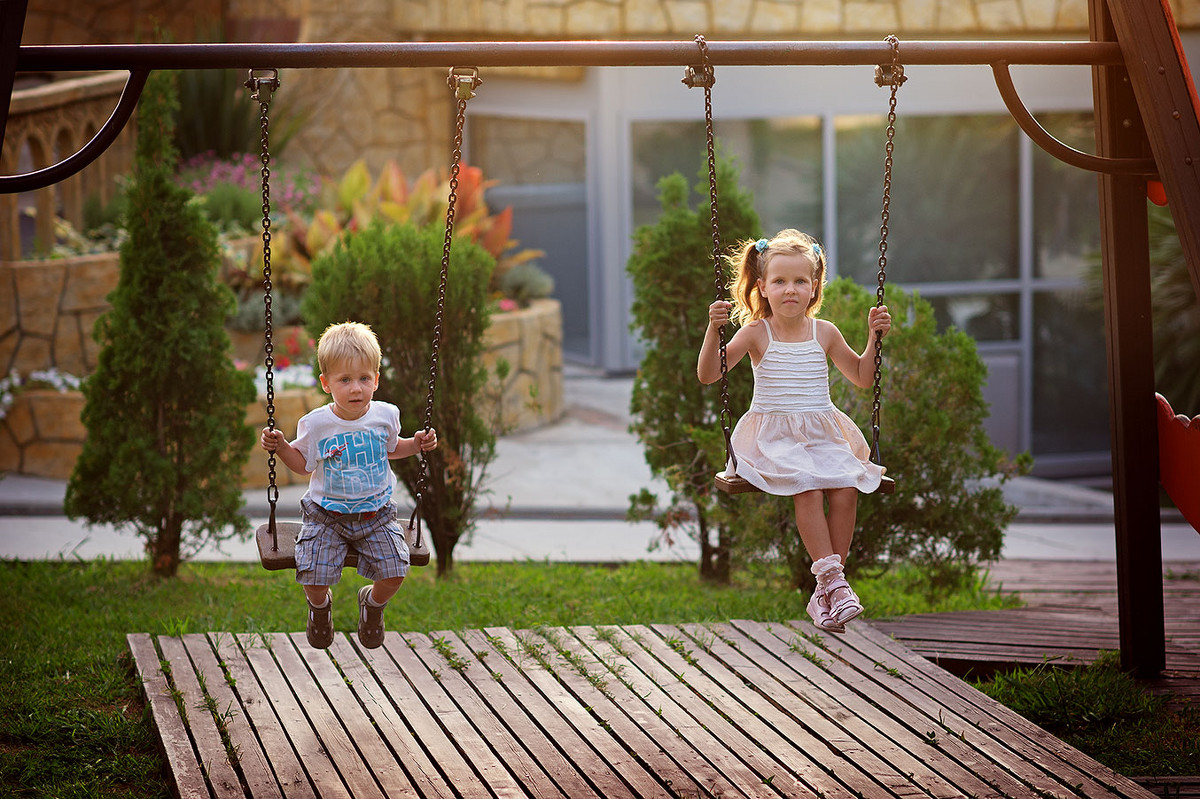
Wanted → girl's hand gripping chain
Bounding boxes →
[708,299,733,327]
[868,305,892,339]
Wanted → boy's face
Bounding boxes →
[319,358,380,421]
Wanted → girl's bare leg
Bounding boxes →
[792,491,834,560]
[825,488,858,563]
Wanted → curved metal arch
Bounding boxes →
[0,69,149,194]
[992,61,1157,176]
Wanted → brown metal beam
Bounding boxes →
[1091,0,1166,678]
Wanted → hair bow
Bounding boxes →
[754,238,768,253]
[811,243,823,260]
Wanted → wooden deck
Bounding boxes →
[874,560,1200,706]
[129,617,1157,798]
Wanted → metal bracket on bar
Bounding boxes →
[874,62,906,88]
[447,66,482,100]
[244,67,280,104]
[682,63,714,89]
[992,61,1157,176]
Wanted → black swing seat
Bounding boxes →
[255,520,431,571]
[714,472,896,495]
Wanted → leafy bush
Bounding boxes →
[64,69,256,578]
[627,158,760,583]
[301,221,500,576]
[498,261,555,307]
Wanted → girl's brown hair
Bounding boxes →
[727,228,826,326]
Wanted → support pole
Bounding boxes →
[0,0,29,151]
[1090,0,1165,677]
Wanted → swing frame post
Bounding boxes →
[4,20,1194,675]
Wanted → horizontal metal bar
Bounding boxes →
[15,39,1125,72]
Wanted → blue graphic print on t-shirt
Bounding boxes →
[317,428,391,512]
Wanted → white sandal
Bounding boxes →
[824,575,864,625]
[806,585,846,633]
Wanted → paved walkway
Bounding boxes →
[2,368,1197,564]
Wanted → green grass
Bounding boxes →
[0,556,1122,797]
[972,651,1200,778]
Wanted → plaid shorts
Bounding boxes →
[295,497,411,586]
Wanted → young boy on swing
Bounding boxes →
[261,321,438,649]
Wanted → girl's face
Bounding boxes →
[319,357,380,420]
[757,252,817,319]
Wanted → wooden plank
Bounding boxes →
[716,621,1011,798]
[158,636,245,798]
[668,622,960,799]
[602,624,875,798]
[432,630,631,798]
[765,620,1122,798]
[182,634,285,799]
[326,636,458,799]
[378,631,526,797]
[555,625,781,798]
[288,633,416,797]
[403,631,569,799]
[264,634,387,799]
[460,628,669,799]
[483,627,715,798]
[846,622,1157,798]
[213,634,316,799]
[237,634,353,799]
[127,634,212,799]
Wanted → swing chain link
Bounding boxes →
[689,35,736,475]
[415,67,478,508]
[248,68,281,513]
[871,36,902,465]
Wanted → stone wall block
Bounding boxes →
[898,0,937,30]
[801,0,843,31]
[0,266,17,337]
[1054,0,1090,30]
[4,396,36,445]
[14,261,66,337]
[935,0,979,31]
[565,0,622,34]
[713,0,754,31]
[663,0,711,33]
[0,330,18,375]
[61,253,120,311]
[750,0,800,30]
[624,0,670,31]
[12,336,52,374]
[977,0,1024,30]
[0,424,19,472]
[843,0,899,32]
[27,390,86,441]
[21,441,82,480]
[53,317,87,377]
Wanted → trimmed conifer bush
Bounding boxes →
[65,70,256,577]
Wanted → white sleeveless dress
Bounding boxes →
[726,319,884,495]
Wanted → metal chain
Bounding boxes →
[414,67,481,513]
[871,37,904,466]
[685,35,735,474]
[247,68,281,546]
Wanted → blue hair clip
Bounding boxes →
[811,242,823,261]
[754,238,768,253]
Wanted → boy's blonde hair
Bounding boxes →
[316,321,382,374]
[728,228,827,326]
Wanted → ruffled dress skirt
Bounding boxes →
[727,407,884,495]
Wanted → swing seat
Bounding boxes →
[255,520,432,571]
[1155,393,1200,532]
[714,472,896,495]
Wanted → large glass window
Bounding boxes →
[470,116,591,358]
[1034,113,1101,279]
[836,114,1020,285]
[631,118,822,235]
[1032,290,1109,454]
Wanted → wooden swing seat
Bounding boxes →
[255,520,431,571]
[715,472,896,495]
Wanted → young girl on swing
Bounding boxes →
[698,229,891,633]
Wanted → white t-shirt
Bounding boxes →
[292,401,401,513]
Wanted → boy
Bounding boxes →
[261,321,437,649]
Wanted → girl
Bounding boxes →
[698,229,891,633]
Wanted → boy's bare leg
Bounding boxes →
[303,585,331,605]
[370,576,404,605]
